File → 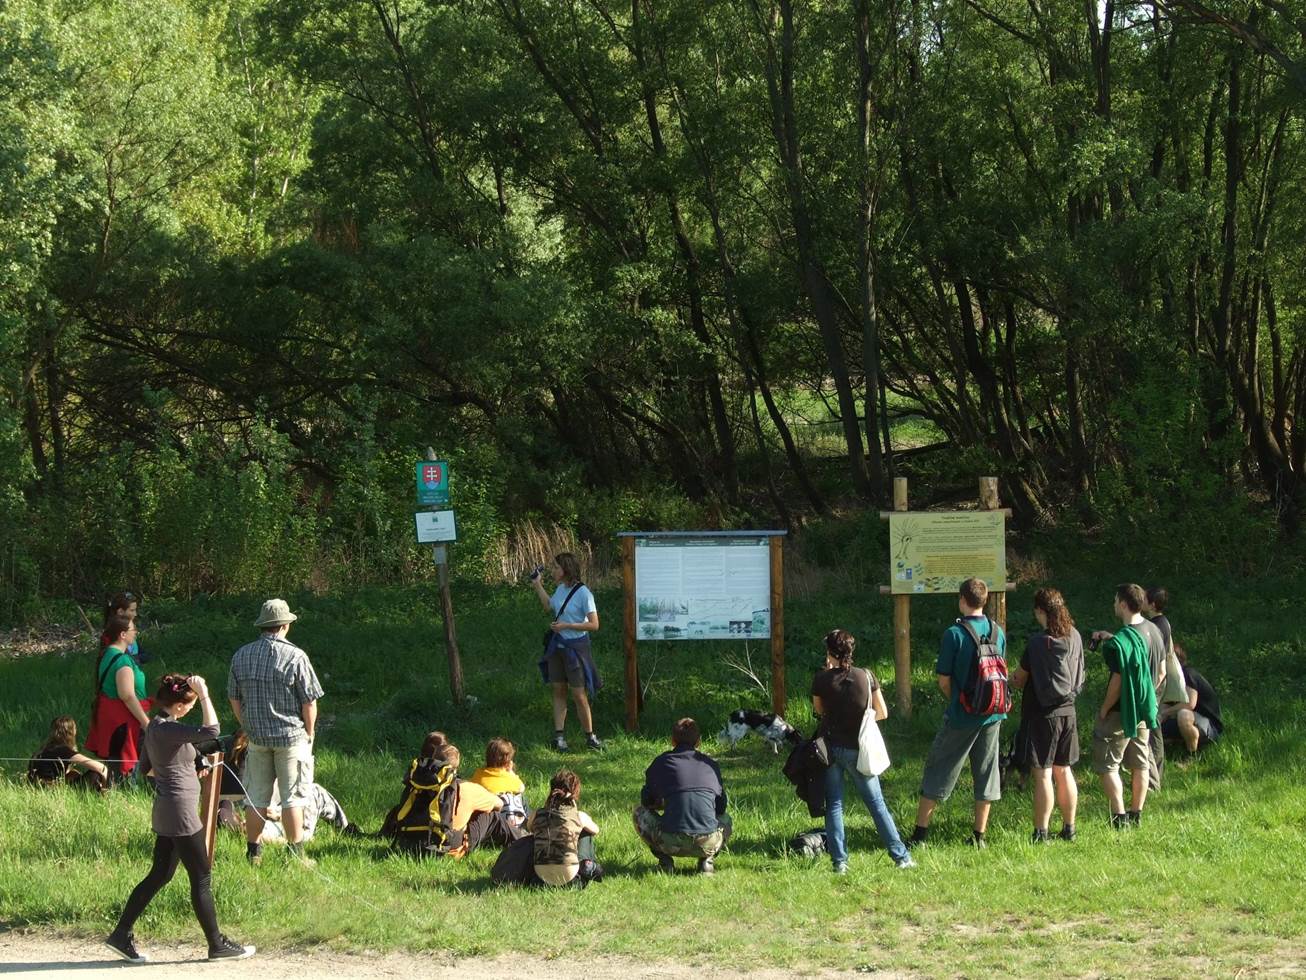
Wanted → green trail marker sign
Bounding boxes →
[416,460,450,505]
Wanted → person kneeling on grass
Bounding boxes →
[1159,644,1223,755]
[530,770,603,887]
[28,715,111,792]
[105,674,253,964]
[633,717,731,875]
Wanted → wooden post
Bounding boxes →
[979,476,1007,631]
[427,448,464,704]
[769,535,786,716]
[199,753,223,868]
[892,477,913,717]
[622,536,639,732]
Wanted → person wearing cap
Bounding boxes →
[227,599,324,867]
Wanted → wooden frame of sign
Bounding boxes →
[199,752,223,868]
[877,476,1015,718]
[619,531,787,732]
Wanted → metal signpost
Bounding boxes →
[417,449,463,704]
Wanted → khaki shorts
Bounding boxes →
[245,739,314,809]
[1092,713,1151,774]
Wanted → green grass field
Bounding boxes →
[2,565,1305,976]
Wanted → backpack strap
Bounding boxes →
[555,582,584,621]
[955,616,991,651]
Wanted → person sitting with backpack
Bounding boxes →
[908,578,1010,850]
[529,769,602,887]
[28,715,111,791]
[1010,589,1085,843]
[467,737,529,847]
[633,717,732,875]
[380,737,502,858]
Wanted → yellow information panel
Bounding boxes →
[889,511,1006,594]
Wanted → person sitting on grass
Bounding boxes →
[633,717,731,875]
[529,769,602,887]
[381,737,504,858]
[468,737,529,846]
[1091,584,1159,829]
[1159,644,1223,755]
[28,715,111,791]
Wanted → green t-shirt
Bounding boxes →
[98,647,145,700]
[936,616,1008,728]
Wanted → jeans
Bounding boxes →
[823,745,909,866]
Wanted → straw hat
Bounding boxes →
[253,598,298,628]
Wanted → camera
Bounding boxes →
[528,564,545,581]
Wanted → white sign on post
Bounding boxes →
[415,511,457,543]
[634,536,771,640]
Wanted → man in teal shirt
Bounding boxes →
[908,578,1008,849]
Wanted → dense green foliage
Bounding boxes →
[1,570,1304,971]
[3,0,1306,616]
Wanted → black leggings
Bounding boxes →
[116,830,220,945]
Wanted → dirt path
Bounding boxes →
[0,930,866,979]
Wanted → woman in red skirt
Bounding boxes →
[86,614,151,779]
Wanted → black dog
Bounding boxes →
[719,709,802,753]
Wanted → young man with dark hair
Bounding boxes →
[1159,645,1224,754]
[909,578,1007,849]
[633,718,731,875]
[1090,585,1160,827]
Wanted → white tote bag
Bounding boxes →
[855,669,891,777]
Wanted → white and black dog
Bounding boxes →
[719,709,802,753]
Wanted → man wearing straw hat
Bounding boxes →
[228,599,324,867]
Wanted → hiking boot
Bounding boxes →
[1031,829,1050,844]
[696,857,715,875]
[1058,825,1077,842]
[552,733,569,752]
[967,833,987,850]
[585,732,604,751]
[105,931,148,964]
[1127,810,1142,827]
[906,827,929,849]
[656,853,675,873]
[208,934,255,961]
[246,847,263,867]
[1111,813,1130,830]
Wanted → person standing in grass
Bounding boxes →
[85,614,152,780]
[99,591,149,666]
[634,717,732,875]
[908,578,1008,850]
[1091,584,1160,828]
[105,674,253,964]
[1010,589,1084,843]
[810,631,913,872]
[227,598,324,867]
[529,553,603,751]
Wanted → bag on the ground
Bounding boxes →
[380,758,462,858]
[956,617,1012,715]
[491,833,537,884]
[855,669,891,777]
[787,828,827,858]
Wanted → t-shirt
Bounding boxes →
[937,616,1007,728]
[1019,629,1084,719]
[1149,614,1173,653]
[451,779,503,834]
[811,667,875,749]
[1183,666,1224,734]
[97,647,145,700]
[550,583,597,641]
[139,716,221,837]
[530,803,587,886]
[27,744,76,783]
[1133,618,1167,696]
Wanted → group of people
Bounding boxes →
[20,563,1225,964]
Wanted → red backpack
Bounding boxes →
[956,617,1012,715]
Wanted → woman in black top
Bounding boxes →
[810,630,913,873]
[105,674,254,964]
[27,715,110,790]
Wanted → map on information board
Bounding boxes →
[889,511,1006,595]
[635,537,771,640]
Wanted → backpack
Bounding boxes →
[956,617,1012,716]
[380,758,462,858]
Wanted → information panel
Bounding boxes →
[635,537,771,640]
[889,511,1005,595]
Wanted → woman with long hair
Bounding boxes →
[85,614,151,779]
[99,591,148,665]
[105,674,253,963]
[528,769,602,887]
[1011,588,1085,842]
[529,553,602,751]
[28,715,110,790]
[811,629,914,873]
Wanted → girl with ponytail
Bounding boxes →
[527,769,602,887]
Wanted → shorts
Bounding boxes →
[632,805,732,859]
[1024,713,1080,769]
[245,739,314,809]
[545,643,587,688]
[919,720,1002,803]
[1161,713,1220,747]
[1092,713,1151,774]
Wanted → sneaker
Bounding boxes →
[552,733,569,752]
[905,827,929,849]
[585,732,604,751]
[1111,813,1129,830]
[832,862,848,875]
[246,847,263,867]
[208,935,256,960]
[967,834,987,850]
[1058,825,1077,842]
[656,853,674,873]
[1031,829,1050,844]
[696,857,715,875]
[1127,810,1142,826]
[895,856,917,870]
[105,931,149,964]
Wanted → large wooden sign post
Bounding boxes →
[620,531,787,732]
[878,476,1014,718]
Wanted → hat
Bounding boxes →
[253,598,298,629]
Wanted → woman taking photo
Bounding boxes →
[85,614,151,779]
[811,629,914,873]
[105,674,253,963]
[530,552,602,751]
